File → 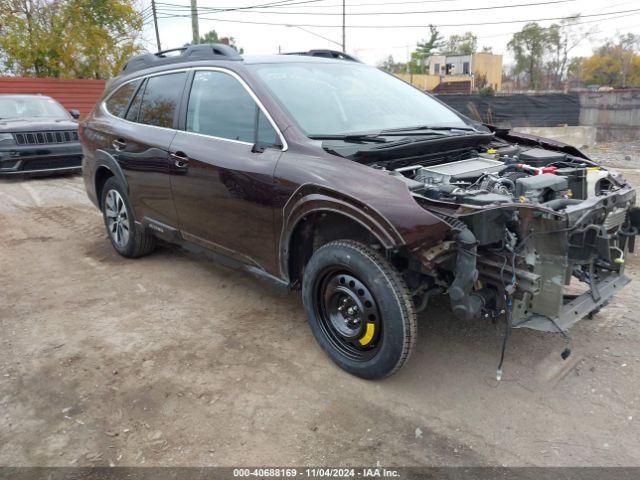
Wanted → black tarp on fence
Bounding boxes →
[436,93,580,127]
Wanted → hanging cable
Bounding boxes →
[154,0,577,16]
[154,7,640,29]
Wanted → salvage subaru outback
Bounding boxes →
[80,44,638,379]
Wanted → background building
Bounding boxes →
[397,52,503,94]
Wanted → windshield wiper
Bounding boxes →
[308,133,388,143]
[380,125,478,135]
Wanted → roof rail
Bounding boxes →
[282,49,361,62]
[121,43,242,74]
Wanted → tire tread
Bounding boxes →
[102,177,156,258]
[308,240,416,378]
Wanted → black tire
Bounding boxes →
[101,177,156,258]
[302,240,416,379]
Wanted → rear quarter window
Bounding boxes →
[105,80,140,118]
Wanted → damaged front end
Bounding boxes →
[394,144,638,332]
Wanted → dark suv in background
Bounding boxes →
[0,94,82,176]
[80,44,638,379]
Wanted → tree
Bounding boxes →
[378,55,402,73]
[566,56,584,86]
[581,33,640,87]
[199,29,219,44]
[545,15,594,88]
[0,0,143,78]
[416,25,442,58]
[185,29,244,54]
[508,22,550,90]
[408,25,442,74]
[440,32,477,55]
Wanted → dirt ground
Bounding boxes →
[1,159,640,467]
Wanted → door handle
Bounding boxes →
[170,151,189,168]
[112,138,126,151]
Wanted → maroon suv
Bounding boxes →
[80,44,638,379]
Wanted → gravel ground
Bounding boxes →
[1,145,640,467]
[586,141,640,168]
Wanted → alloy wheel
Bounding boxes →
[104,189,130,248]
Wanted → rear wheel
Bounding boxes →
[302,240,416,379]
[101,177,156,258]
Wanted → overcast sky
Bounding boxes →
[140,0,640,66]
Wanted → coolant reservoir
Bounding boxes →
[586,167,610,198]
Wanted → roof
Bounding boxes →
[242,54,364,65]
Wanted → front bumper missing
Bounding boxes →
[513,273,631,332]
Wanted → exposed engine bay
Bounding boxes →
[379,137,638,336]
[393,147,617,209]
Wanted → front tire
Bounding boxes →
[101,177,156,258]
[302,240,416,379]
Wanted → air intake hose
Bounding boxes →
[449,228,491,320]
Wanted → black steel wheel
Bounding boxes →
[315,270,382,361]
[302,240,416,379]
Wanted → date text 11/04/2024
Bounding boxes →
[232,468,401,477]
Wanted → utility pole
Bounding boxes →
[191,0,200,45]
[342,0,346,52]
[151,0,161,52]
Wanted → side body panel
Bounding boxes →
[271,141,451,281]
[169,131,282,272]
[82,105,178,225]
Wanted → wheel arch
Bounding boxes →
[280,185,405,288]
[93,150,128,209]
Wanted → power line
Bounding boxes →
[154,0,330,13]
[354,10,637,51]
[154,0,470,9]
[242,0,466,7]
[155,0,576,16]
[155,7,640,28]
[286,24,343,47]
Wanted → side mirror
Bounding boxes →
[69,109,81,119]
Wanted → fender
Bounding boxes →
[279,184,406,279]
[94,149,129,196]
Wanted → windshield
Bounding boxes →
[0,96,69,120]
[249,62,468,136]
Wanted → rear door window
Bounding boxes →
[105,80,140,117]
[186,70,280,147]
[137,72,187,128]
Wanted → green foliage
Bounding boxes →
[581,34,640,87]
[439,32,477,56]
[0,0,143,78]
[478,86,495,96]
[199,30,219,44]
[185,29,245,54]
[508,22,549,90]
[408,25,442,74]
[545,15,592,87]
